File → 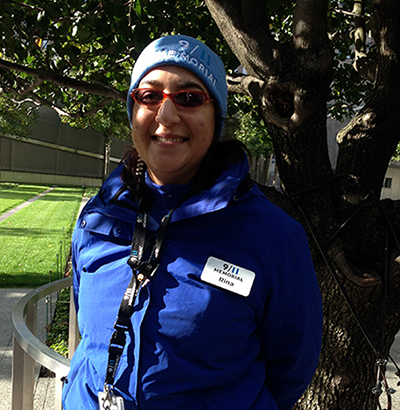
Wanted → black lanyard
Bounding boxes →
[104,196,172,388]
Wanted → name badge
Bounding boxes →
[200,257,255,297]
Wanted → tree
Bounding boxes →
[1,0,400,408]
[204,0,400,408]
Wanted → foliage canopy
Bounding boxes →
[0,0,379,157]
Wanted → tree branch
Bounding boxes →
[19,78,45,96]
[2,80,117,120]
[226,73,264,97]
[205,0,278,78]
[336,0,400,196]
[293,0,332,72]
[226,73,312,132]
[52,97,115,119]
[294,0,329,47]
[0,59,126,102]
[7,0,43,11]
[351,0,377,82]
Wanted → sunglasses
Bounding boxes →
[130,88,213,108]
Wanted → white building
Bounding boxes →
[381,161,400,200]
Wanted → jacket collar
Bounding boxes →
[88,154,250,223]
[171,154,250,222]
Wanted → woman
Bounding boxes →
[62,35,323,410]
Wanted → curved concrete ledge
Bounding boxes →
[12,277,71,375]
[11,277,73,410]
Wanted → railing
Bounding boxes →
[11,277,79,410]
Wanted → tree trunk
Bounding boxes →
[102,134,111,184]
[260,46,400,410]
[261,44,400,410]
[205,0,400,408]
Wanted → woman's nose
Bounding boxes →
[155,98,181,126]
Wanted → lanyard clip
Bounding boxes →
[98,385,125,410]
[135,262,160,287]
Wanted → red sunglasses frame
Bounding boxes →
[130,88,213,107]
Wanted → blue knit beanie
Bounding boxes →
[127,35,227,139]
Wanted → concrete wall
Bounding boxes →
[1,106,131,187]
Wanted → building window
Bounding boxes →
[384,178,392,189]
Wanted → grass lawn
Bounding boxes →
[0,186,84,288]
[0,184,52,214]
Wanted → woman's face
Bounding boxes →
[131,66,215,185]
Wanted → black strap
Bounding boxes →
[105,197,172,387]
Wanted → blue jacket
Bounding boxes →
[62,156,322,410]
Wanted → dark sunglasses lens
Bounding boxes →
[134,90,163,105]
[173,91,206,107]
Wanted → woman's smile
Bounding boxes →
[152,134,188,143]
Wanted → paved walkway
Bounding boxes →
[0,288,56,410]
[0,186,57,224]
[385,334,400,408]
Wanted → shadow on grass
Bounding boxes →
[0,227,65,236]
[39,194,83,202]
[0,191,46,201]
[0,187,83,204]
[0,272,62,288]
[0,186,50,195]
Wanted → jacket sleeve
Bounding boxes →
[261,224,323,410]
